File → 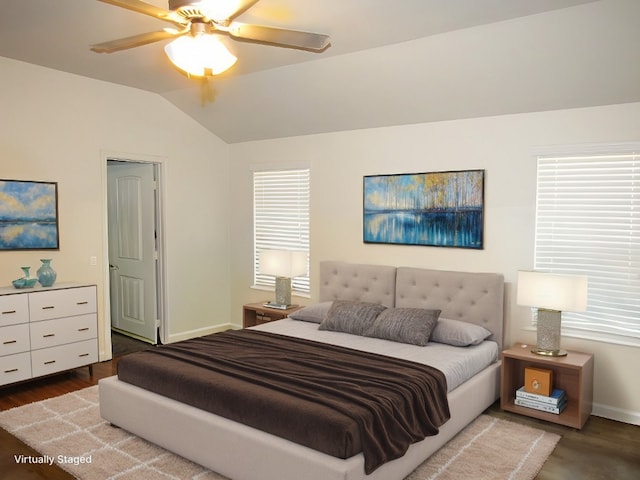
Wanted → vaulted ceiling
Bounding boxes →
[1,0,638,143]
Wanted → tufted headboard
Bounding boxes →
[319,261,397,307]
[319,261,504,349]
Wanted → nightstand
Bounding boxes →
[500,343,594,429]
[242,303,303,328]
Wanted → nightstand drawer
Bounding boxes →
[30,314,97,349]
[0,324,31,356]
[0,294,29,327]
[28,286,97,321]
[0,352,32,386]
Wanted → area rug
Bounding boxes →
[0,387,560,480]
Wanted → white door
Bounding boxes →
[107,161,157,343]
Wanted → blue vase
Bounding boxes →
[37,259,57,287]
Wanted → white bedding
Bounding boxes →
[253,318,499,392]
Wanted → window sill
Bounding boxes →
[523,326,640,348]
[250,285,311,299]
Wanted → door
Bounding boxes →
[107,161,158,343]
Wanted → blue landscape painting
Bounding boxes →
[0,180,59,250]
[364,170,484,248]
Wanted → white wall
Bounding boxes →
[0,57,232,359]
[229,102,640,424]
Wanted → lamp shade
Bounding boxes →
[164,34,237,76]
[259,250,307,278]
[517,271,588,312]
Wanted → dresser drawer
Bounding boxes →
[0,324,31,356]
[0,294,30,327]
[28,286,97,321]
[31,339,98,377]
[30,314,97,350]
[0,352,32,385]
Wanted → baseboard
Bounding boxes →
[592,402,640,426]
[166,323,235,343]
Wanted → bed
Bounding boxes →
[99,261,504,480]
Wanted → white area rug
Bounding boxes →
[0,386,560,480]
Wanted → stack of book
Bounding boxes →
[515,386,567,414]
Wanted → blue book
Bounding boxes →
[516,386,565,406]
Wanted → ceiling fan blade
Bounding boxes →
[91,30,180,53]
[226,23,330,51]
[96,0,183,25]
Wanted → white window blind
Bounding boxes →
[253,168,310,293]
[534,150,640,343]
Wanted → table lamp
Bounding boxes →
[517,271,588,356]
[259,250,308,308]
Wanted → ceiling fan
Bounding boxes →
[91,0,331,76]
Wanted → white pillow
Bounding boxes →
[430,318,492,346]
[288,301,333,324]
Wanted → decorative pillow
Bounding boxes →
[288,301,333,324]
[363,308,440,346]
[430,318,492,346]
[318,300,387,335]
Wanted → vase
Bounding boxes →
[21,266,31,279]
[37,259,57,287]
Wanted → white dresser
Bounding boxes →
[0,283,98,386]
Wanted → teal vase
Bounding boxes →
[37,259,57,287]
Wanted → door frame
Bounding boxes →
[100,150,168,360]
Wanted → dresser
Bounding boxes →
[0,283,98,386]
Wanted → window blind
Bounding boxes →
[534,151,640,342]
[253,168,310,293]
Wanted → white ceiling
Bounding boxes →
[1,0,638,143]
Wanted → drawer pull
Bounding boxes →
[76,301,89,305]
[4,368,19,373]
[42,306,55,310]
[1,310,17,315]
[78,327,90,332]
[43,333,56,338]
[44,360,56,365]
[3,340,17,345]
[79,353,90,357]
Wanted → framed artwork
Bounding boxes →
[0,179,59,250]
[363,169,484,249]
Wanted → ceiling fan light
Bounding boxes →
[164,34,237,76]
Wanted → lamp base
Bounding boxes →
[531,347,568,357]
[532,308,567,357]
[274,276,292,307]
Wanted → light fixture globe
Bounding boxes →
[164,22,237,76]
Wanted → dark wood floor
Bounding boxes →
[1,358,639,480]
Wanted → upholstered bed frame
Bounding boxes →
[100,261,504,480]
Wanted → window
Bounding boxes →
[253,168,310,294]
[534,146,640,345]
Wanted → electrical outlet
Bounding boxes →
[90,256,97,266]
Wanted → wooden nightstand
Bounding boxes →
[500,343,594,429]
[242,303,303,328]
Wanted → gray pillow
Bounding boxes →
[363,308,440,346]
[318,300,387,335]
[430,318,492,346]
[288,301,333,324]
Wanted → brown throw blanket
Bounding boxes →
[117,329,450,474]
